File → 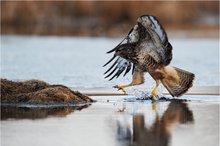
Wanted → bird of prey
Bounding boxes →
[103,15,195,100]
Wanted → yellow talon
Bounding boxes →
[151,80,160,100]
[113,85,129,94]
[151,88,157,98]
[151,86,158,100]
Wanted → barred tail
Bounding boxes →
[161,66,195,97]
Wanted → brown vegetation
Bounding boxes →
[1,79,95,104]
[1,1,219,36]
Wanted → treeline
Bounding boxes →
[1,1,219,36]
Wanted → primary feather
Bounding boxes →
[103,25,139,80]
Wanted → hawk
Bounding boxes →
[103,15,195,100]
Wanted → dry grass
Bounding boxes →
[1,79,95,104]
[1,1,219,36]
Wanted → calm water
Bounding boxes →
[1,96,219,146]
[1,35,219,88]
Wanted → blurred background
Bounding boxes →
[1,1,219,88]
[1,1,219,37]
[1,3,219,146]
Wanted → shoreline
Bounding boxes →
[71,86,220,96]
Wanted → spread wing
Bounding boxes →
[148,15,168,45]
[103,26,139,80]
[106,25,139,54]
[103,56,135,81]
[139,15,173,66]
[103,15,173,81]
[149,15,172,65]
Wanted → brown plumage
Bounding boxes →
[104,15,194,98]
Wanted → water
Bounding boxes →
[1,35,219,146]
[1,96,219,146]
[1,35,219,88]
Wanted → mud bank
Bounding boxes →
[1,79,95,105]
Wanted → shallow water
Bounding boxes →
[1,35,219,88]
[1,96,219,146]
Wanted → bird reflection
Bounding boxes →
[117,100,194,146]
[1,104,91,120]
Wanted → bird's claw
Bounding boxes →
[113,85,127,94]
[150,91,157,101]
[149,96,156,101]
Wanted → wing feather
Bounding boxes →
[103,25,139,80]
[104,57,133,80]
[104,57,119,74]
[106,37,128,54]
[148,16,168,45]
[103,55,116,67]
[139,15,173,65]
[149,16,172,65]
[104,66,118,79]
[123,62,132,76]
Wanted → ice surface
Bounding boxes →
[1,35,219,88]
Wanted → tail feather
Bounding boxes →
[161,66,195,97]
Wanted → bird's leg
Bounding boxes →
[114,70,145,94]
[151,80,160,100]
[113,84,131,94]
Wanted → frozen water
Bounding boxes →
[1,35,219,88]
